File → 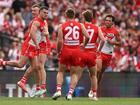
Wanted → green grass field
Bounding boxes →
[0,97,140,105]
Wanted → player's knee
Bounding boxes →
[89,71,96,77]
[38,64,44,70]
[89,73,94,77]
[32,65,39,71]
[97,66,102,72]
[58,68,65,72]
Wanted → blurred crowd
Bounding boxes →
[0,0,140,72]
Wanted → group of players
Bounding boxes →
[0,3,121,100]
[52,8,121,101]
[0,4,50,97]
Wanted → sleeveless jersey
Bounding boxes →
[61,20,82,48]
[84,23,99,50]
[28,17,47,46]
[101,26,119,55]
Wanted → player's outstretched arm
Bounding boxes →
[97,41,104,52]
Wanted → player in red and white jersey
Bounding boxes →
[22,4,50,94]
[19,5,50,97]
[52,8,89,100]
[30,11,50,96]
[80,10,106,101]
[96,14,121,85]
[19,4,41,93]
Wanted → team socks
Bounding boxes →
[56,84,62,92]
[20,76,27,84]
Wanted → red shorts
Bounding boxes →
[21,42,38,58]
[81,50,96,68]
[98,52,112,67]
[39,41,51,55]
[59,47,81,67]
[39,36,51,55]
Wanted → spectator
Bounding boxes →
[12,12,25,39]
[11,0,26,14]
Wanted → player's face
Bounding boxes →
[31,7,39,18]
[104,17,113,28]
[40,9,48,20]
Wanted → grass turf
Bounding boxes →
[0,97,140,105]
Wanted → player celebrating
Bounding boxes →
[88,14,121,98]
[52,8,89,100]
[19,4,50,97]
[80,10,107,101]
[33,6,50,97]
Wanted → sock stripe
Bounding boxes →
[56,84,62,92]
[57,84,61,87]
[92,89,96,93]
[2,61,7,65]
[41,84,46,89]
[68,87,74,95]
[20,76,27,84]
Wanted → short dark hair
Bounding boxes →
[82,10,93,22]
[39,6,48,11]
[65,8,75,19]
[104,14,115,22]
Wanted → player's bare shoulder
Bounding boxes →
[32,20,40,28]
[112,26,120,36]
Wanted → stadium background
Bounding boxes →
[0,0,140,97]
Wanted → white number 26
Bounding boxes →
[64,26,80,40]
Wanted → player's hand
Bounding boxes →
[43,25,48,32]
[44,20,49,34]
[42,30,49,36]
